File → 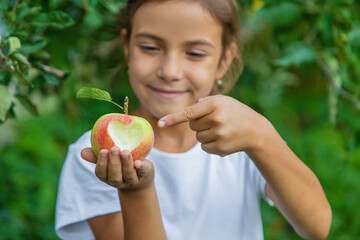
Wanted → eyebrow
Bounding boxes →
[134,32,214,48]
[135,32,163,42]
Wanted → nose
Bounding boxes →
[157,53,183,82]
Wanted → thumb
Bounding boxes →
[81,148,97,163]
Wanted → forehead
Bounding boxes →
[131,1,223,45]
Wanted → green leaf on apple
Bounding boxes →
[76,87,112,101]
[76,87,124,111]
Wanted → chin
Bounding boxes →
[144,102,184,120]
[137,91,196,119]
[149,106,176,119]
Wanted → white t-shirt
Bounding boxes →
[55,130,273,240]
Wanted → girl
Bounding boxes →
[55,0,332,239]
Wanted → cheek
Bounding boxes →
[186,62,216,94]
[128,48,157,80]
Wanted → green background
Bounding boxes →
[0,0,359,239]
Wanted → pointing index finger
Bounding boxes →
[158,99,214,128]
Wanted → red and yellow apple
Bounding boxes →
[91,113,154,160]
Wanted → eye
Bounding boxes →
[139,45,160,53]
[187,51,206,59]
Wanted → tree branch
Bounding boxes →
[12,0,20,14]
[316,57,360,111]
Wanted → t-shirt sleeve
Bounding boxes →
[55,130,121,240]
[245,153,275,207]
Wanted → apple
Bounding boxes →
[76,88,153,160]
[91,113,154,160]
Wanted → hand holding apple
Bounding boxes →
[81,146,155,190]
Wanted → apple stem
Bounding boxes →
[124,96,129,115]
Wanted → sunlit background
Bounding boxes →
[1,0,359,239]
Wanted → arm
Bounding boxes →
[82,147,167,240]
[248,120,332,240]
[88,212,124,240]
[159,95,332,240]
[119,183,165,240]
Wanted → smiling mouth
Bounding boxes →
[148,86,187,99]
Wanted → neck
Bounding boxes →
[131,107,197,153]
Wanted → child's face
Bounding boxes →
[123,1,229,119]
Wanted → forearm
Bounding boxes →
[118,183,167,240]
[247,121,332,239]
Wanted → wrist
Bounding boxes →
[245,115,275,157]
[118,181,155,197]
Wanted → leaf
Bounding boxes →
[10,53,31,67]
[12,69,33,87]
[76,87,112,102]
[76,87,124,110]
[15,94,39,117]
[83,8,104,29]
[273,42,316,68]
[349,146,360,170]
[30,11,74,29]
[317,13,333,46]
[0,0,7,10]
[255,2,302,27]
[21,41,47,54]
[8,37,21,54]
[348,26,360,48]
[102,1,126,14]
[0,84,12,122]
[41,71,62,85]
[252,0,265,12]
[16,5,42,20]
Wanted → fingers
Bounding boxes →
[201,142,228,157]
[108,147,123,186]
[158,99,214,128]
[189,116,212,132]
[200,142,219,155]
[95,149,109,181]
[81,148,97,163]
[96,148,138,186]
[93,147,154,189]
[121,150,138,185]
[196,129,216,144]
[134,159,153,179]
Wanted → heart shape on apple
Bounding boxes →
[91,113,154,160]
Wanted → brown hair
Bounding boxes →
[119,0,243,94]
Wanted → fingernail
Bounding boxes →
[134,160,142,169]
[158,120,166,128]
[100,151,108,158]
[111,150,119,156]
[111,149,119,156]
[123,154,129,161]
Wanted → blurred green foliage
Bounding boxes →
[0,0,359,239]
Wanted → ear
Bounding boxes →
[121,28,129,62]
[215,42,237,80]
